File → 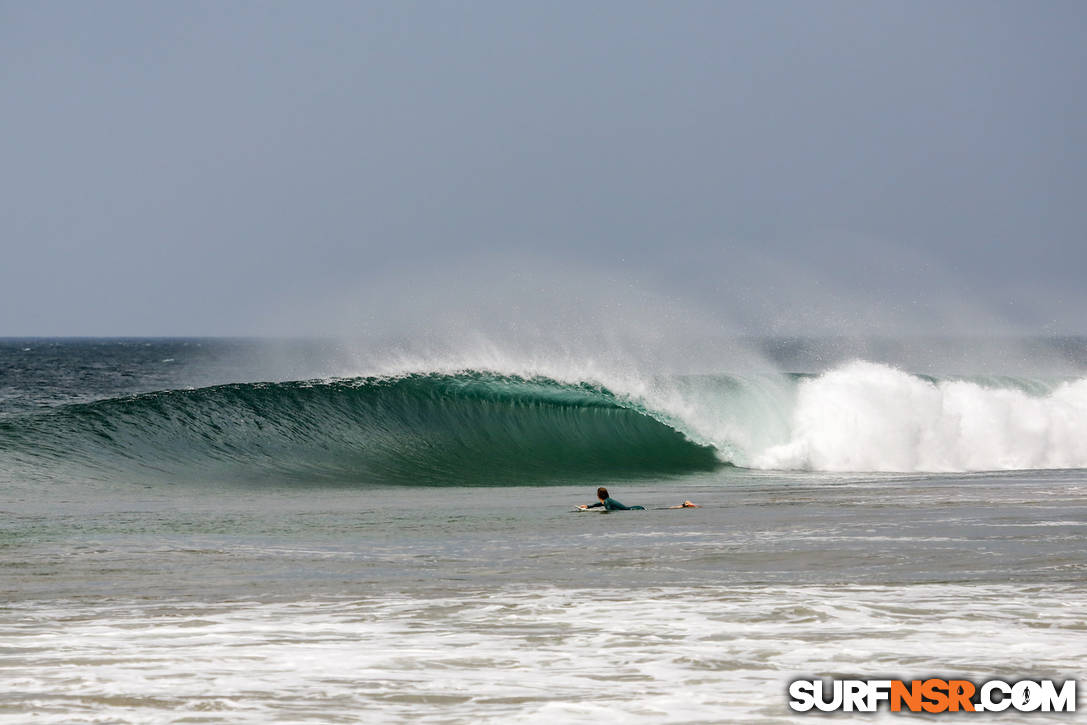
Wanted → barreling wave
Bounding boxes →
[0,372,721,485]
[3,362,1086,485]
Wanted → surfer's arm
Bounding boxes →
[581,502,604,509]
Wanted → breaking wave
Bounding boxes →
[0,372,720,485]
[3,362,1086,484]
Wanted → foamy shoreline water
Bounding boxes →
[3,584,1083,724]
[3,341,1085,722]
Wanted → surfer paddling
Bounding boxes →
[578,487,645,511]
[576,488,701,511]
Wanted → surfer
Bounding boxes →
[667,500,701,508]
[578,487,645,511]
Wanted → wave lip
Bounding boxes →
[5,361,1086,483]
[0,372,722,485]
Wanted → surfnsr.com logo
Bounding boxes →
[788,678,1076,713]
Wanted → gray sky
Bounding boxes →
[3,0,1085,337]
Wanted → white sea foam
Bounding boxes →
[1,585,1082,724]
[367,353,1087,473]
[753,361,1087,472]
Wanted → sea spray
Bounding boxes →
[754,361,1087,472]
[2,361,1085,483]
[0,373,721,485]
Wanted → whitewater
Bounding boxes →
[4,356,1086,483]
[1,339,1085,724]
[753,360,1087,472]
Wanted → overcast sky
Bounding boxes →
[2,0,1085,337]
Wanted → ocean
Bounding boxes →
[1,338,1084,723]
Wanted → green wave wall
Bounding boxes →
[0,372,722,485]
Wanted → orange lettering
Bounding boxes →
[921,679,949,713]
[948,680,975,711]
[891,680,923,712]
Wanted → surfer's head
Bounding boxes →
[597,487,609,501]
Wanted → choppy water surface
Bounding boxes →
[3,474,1085,723]
[1,340,1085,723]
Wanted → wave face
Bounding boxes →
[0,372,720,485]
[3,362,1086,484]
